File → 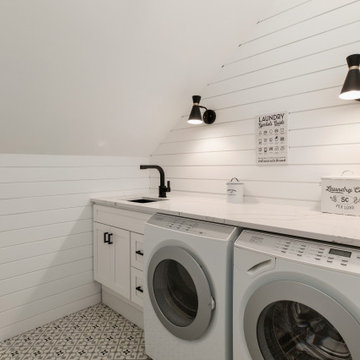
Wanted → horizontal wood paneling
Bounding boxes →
[152,1,360,205]
[0,294,100,341]
[0,258,93,297]
[0,154,149,340]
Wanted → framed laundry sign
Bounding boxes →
[256,111,288,165]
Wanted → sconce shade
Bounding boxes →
[188,105,203,125]
[339,54,360,100]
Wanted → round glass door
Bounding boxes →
[257,301,352,360]
[153,259,198,327]
[243,281,360,360]
[147,246,214,341]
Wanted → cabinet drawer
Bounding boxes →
[131,267,144,308]
[94,204,152,234]
[131,233,144,271]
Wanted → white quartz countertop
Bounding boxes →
[91,193,360,248]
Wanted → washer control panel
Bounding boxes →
[236,230,360,274]
[147,213,238,240]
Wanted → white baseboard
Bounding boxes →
[102,286,144,329]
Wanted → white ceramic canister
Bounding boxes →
[321,171,360,216]
[226,177,244,203]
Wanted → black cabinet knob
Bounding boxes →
[135,250,144,256]
[136,286,144,293]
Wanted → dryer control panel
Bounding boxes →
[147,213,239,241]
[235,230,360,274]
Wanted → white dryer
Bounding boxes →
[144,213,240,360]
[233,229,360,360]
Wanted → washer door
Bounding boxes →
[147,246,214,341]
[244,281,360,360]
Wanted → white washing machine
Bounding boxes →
[233,229,360,360]
[143,213,240,360]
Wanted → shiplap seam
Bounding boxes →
[0,290,100,329]
[154,149,255,156]
[178,102,357,125]
[211,85,341,112]
[160,121,360,145]
[0,186,147,201]
[0,176,146,184]
[0,205,90,217]
[223,19,360,66]
[0,218,92,233]
[256,0,312,24]
[1,256,93,283]
[0,243,92,266]
[160,132,254,145]
[150,176,318,185]
[0,269,92,298]
[213,39,360,85]
[245,194,319,203]
[149,187,319,203]
[290,142,360,149]
[205,64,344,100]
[155,140,360,156]
[238,0,360,47]
[0,230,92,249]
[0,279,95,314]
[288,120,360,132]
[151,163,360,167]
[0,165,143,169]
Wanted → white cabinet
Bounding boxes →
[93,223,130,300]
[93,204,151,309]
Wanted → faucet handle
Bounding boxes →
[167,180,171,193]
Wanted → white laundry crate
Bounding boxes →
[321,175,360,216]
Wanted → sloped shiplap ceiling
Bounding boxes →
[0,0,274,156]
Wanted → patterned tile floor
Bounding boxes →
[0,304,151,360]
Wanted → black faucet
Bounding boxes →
[140,165,171,198]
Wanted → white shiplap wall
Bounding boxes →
[151,0,360,208]
[0,154,149,340]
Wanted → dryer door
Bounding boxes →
[243,280,360,360]
[147,246,214,341]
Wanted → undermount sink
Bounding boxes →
[127,197,168,204]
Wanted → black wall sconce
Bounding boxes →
[187,95,216,125]
[339,54,360,101]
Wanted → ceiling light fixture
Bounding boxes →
[187,95,216,125]
[339,54,360,101]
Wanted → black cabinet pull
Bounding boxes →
[103,232,109,243]
[135,250,144,256]
[108,233,113,245]
[136,286,143,293]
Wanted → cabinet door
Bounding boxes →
[112,227,130,300]
[93,223,130,300]
[94,222,113,286]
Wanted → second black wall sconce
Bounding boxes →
[339,54,360,101]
